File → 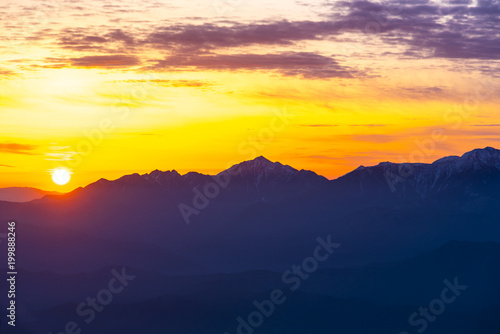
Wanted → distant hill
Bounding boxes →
[0,187,61,202]
[10,241,500,334]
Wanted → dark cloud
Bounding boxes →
[39,0,499,78]
[0,143,38,155]
[83,36,107,43]
[330,0,500,60]
[146,21,325,50]
[58,28,135,51]
[70,55,140,68]
[105,29,135,45]
[153,52,359,79]
[148,0,498,61]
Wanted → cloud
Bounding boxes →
[306,155,340,160]
[23,0,500,79]
[329,0,500,60]
[115,79,213,88]
[145,4,500,62]
[105,29,135,45]
[42,54,141,69]
[0,68,15,76]
[45,152,75,161]
[300,124,339,127]
[38,54,141,70]
[69,55,140,68]
[350,134,397,143]
[153,52,360,79]
[397,86,450,99]
[146,21,324,50]
[0,143,38,155]
[0,164,14,168]
[349,124,388,127]
[57,28,136,51]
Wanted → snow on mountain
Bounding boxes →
[224,156,327,186]
[77,156,328,204]
[342,147,500,198]
[79,147,500,201]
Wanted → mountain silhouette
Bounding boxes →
[0,187,61,202]
[1,147,500,273]
[2,148,500,333]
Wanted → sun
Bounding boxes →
[51,168,72,186]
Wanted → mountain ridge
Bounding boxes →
[1,147,500,275]
[80,147,500,190]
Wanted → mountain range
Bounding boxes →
[1,147,500,333]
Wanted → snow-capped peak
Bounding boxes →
[430,147,500,172]
[224,156,297,177]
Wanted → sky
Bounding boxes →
[0,0,499,191]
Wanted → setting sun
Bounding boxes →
[51,168,72,186]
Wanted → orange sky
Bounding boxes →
[1,0,499,191]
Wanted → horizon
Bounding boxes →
[2,145,498,193]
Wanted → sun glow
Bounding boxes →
[51,168,72,186]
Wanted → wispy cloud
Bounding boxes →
[300,124,339,127]
[349,124,388,127]
[0,143,38,155]
[350,134,397,143]
[45,152,75,161]
[113,79,214,88]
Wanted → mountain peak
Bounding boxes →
[222,156,328,190]
[461,146,500,159]
[241,156,276,167]
[225,156,295,176]
[454,146,500,170]
[432,155,460,164]
[253,156,272,163]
